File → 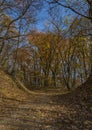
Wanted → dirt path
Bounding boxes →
[0,90,92,130]
[0,70,91,130]
[0,95,64,130]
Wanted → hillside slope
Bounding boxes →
[53,77,92,104]
[0,70,30,100]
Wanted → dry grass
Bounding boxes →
[0,70,30,100]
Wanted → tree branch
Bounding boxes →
[49,1,92,20]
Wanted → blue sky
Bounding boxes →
[36,2,50,31]
[35,0,89,32]
[36,6,74,32]
[36,9,49,31]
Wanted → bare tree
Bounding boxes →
[47,0,92,78]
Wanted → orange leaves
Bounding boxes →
[13,48,31,64]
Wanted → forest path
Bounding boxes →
[0,88,92,130]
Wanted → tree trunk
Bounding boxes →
[52,71,57,87]
[89,2,92,78]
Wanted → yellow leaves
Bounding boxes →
[84,120,92,126]
[1,15,12,27]
[46,42,50,49]
[82,37,87,41]
[65,16,69,25]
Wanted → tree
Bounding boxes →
[48,0,92,78]
[0,0,43,74]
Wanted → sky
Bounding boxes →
[36,9,49,31]
[35,0,89,32]
[36,2,50,31]
[4,0,85,33]
[35,2,77,32]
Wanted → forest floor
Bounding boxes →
[0,71,92,130]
